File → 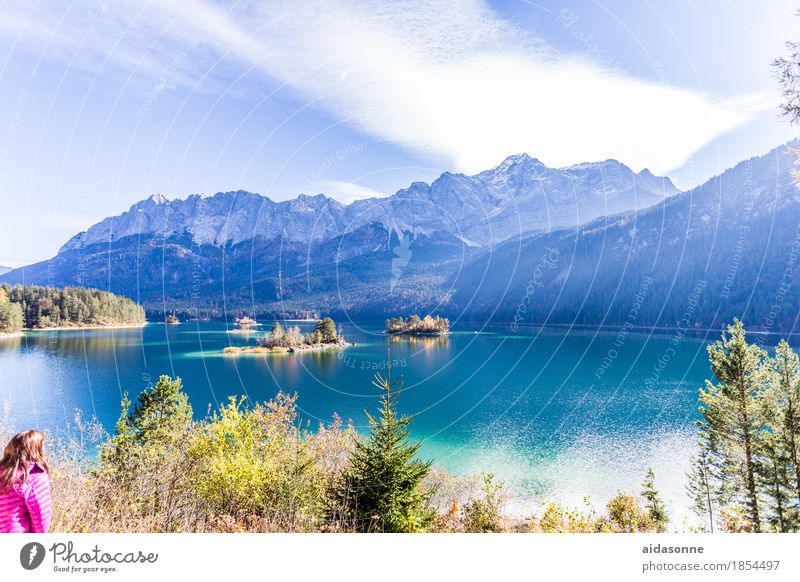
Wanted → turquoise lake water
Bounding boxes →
[0,321,722,520]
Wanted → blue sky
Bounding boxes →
[0,0,797,267]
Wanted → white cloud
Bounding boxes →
[2,0,756,175]
[308,180,387,205]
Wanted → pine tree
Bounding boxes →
[768,340,800,511]
[313,317,338,343]
[98,376,193,528]
[757,431,794,531]
[128,375,193,443]
[101,376,193,479]
[698,320,767,531]
[757,340,800,531]
[687,447,716,532]
[332,372,434,532]
[640,468,668,531]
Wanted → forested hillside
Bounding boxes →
[0,284,145,333]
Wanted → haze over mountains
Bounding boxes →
[4,144,799,331]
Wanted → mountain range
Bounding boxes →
[3,144,798,331]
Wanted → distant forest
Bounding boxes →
[0,284,145,334]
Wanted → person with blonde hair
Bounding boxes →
[0,430,52,533]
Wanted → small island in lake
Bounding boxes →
[226,315,263,333]
[385,314,450,336]
[224,317,351,354]
[165,314,180,325]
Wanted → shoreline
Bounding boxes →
[23,323,148,332]
[0,332,24,340]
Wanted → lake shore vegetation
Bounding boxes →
[0,284,145,334]
[2,374,664,533]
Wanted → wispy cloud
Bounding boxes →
[308,179,387,204]
[2,0,756,175]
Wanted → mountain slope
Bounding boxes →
[453,142,800,331]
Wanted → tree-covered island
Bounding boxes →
[223,317,350,354]
[385,314,450,336]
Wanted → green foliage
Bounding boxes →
[313,317,338,343]
[696,319,766,531]
[774,35,800,125]
[538,501,599,533]
[332,373,435,532]
[0,288,23,333]
[461,472,507,532]
[691,322,800,532]
[606,493,652,533]
[758,340,800,531]
[96,376,194,530]
[82,377,355,532]
[261,318,340,348]
[640,468,668,532]
[686,448,716,532]
[0,283,145,330]
[187,394,325,529]
[536,495,655,533]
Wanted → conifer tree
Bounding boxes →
[757,431,794,531]
[697,319,766,531]
[767,340,800,510]
[100,376,192,492]
[640,468,668,531]
[686,448,716,532]
[313,317,338,343]
[332,372,434,532]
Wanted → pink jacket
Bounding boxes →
[0,462,52,533]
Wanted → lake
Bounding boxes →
[0,320,721,522]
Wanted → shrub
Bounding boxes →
[187,393,325,531]
[461,473,507,532]
[606,493,653,532]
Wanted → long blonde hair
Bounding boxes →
[0,430,49,493]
